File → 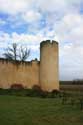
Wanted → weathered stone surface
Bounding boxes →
[0,40,59,91]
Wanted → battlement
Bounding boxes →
[52,40,58,45]
[0,58,40,66]
[40,40,58,48]
[31,58,40,65]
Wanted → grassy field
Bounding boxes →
[0,95,83,125]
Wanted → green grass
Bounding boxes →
[0,95,83,125]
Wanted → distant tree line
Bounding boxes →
[60,80,83,85]
[72,79,83,85]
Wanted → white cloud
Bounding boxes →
[0,0,82,16]
[22,10,42,23]
[54,13,83,44]
[59,45,83,80]
[0,32,10,42]
[0,0,30,15]
[11,32,47,45]
[0,0,83,80]
[0,31,49,47]
[55,13,83,80]
[36,0,82,17]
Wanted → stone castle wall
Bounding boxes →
[0,59,39,89]
[0,40,59,91]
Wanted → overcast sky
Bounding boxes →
[0,0,83,80]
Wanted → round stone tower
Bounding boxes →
[39,40,59,92]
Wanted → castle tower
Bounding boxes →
[39,40,59,91]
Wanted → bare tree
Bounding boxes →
[18,46,30,62]
[3,43,30,62]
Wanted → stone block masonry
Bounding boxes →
[0,40,59,91]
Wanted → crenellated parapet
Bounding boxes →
[31,58,40,65]
[40,40,58,48]
[0,58,39,66]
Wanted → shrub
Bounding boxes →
[32,85,41,91]
[10,84,24,90]
[51,89,60,98]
